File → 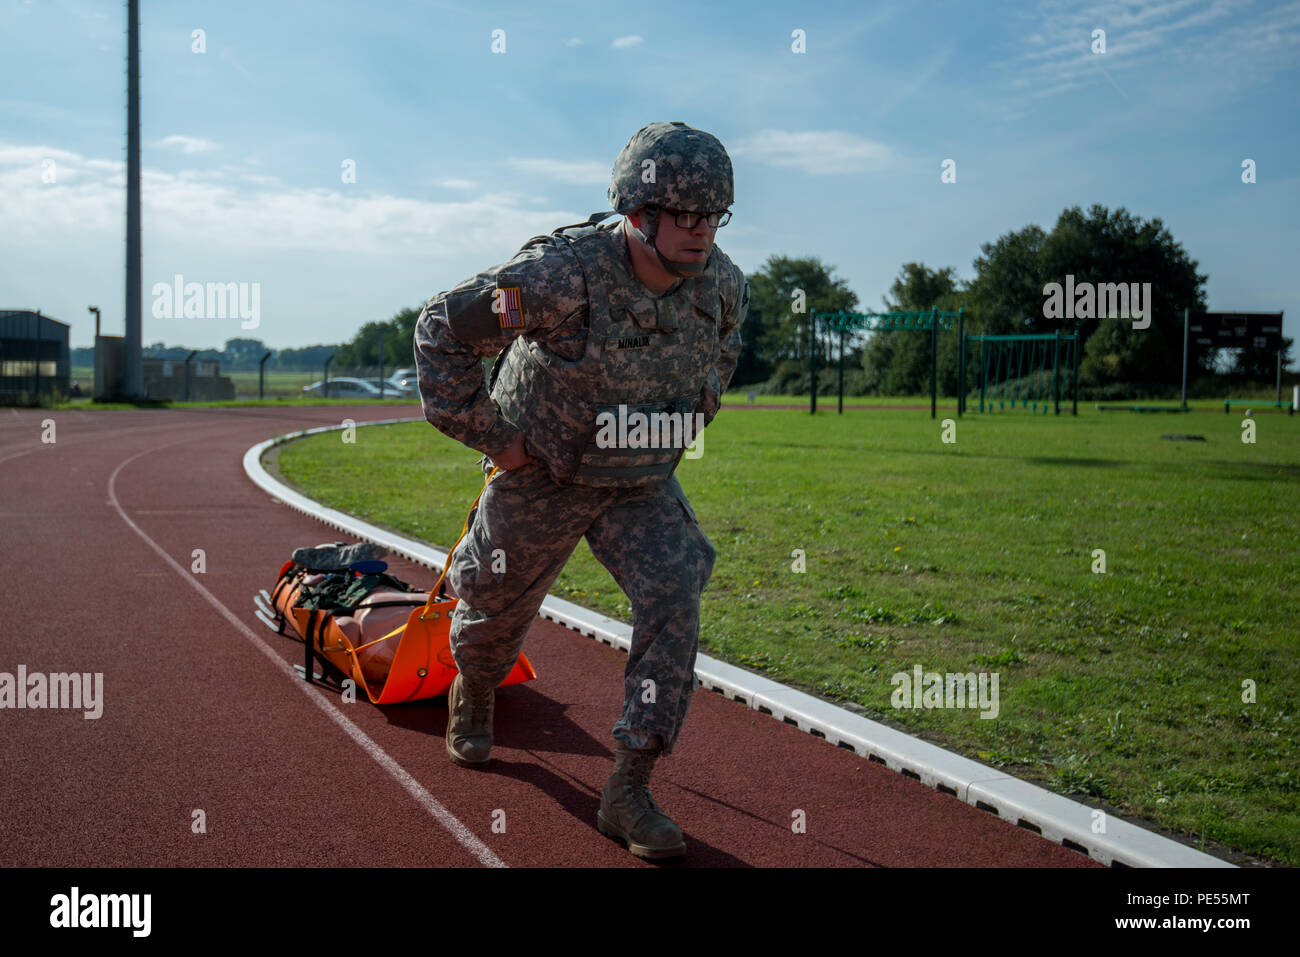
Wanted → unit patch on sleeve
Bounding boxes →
[495,287,524,328]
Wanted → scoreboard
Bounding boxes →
[1189,312,1284,350]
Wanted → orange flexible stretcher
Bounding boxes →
[253,467,536,703]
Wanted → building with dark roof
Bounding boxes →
[0,310,71,405]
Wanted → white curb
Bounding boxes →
[243,416,1234,869]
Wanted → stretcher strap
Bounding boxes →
[369,466,500,649]
[351,632,397,655]
[428,465,500,606]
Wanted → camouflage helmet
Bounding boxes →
[609,121,733,215]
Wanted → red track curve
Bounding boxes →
[0,405,1099,868]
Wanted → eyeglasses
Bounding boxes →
[659,207,732,229]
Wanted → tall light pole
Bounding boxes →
[124,0,143,398]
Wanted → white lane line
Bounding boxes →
[0,448,33,466]
[0,421,205,468]
[107,438,505,868]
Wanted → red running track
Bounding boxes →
[0,405,1098,868]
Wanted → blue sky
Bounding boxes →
[2,0,1297,353]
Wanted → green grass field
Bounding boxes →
[272,402,1299,865]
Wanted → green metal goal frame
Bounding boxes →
[810,308,963,418]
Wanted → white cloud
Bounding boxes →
[506,157,608,186]
[435,177,477,190]
[0,142,578,256]
[611,35,643,49]
[157,135,221,154]
[0,145,85,165]
[730,130,893,175]
[565,37,584,47]
[999,0,1298,103]
[0,144,108,185]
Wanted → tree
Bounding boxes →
[1227,335,1294,387]
[745,255,858,380]
[222,337,269,370]
[729,306,770,388]
[861,263,963,395]
[1042,206,1206,390]
[276,344,336,371]
[960,205,1208,396]
[335,306,423,371]
[964,225,1048,337]
[142,342,221,361]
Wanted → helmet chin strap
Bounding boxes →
[653,244,707,278]
[629,207,707,279]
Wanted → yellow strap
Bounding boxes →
[352,466,500,652]
[422,466,498,616]
[353,630,400,654]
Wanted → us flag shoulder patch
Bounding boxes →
[496,287,524,328]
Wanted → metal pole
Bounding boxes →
[1071,332,1079,416]
[259,350,271,400]
[1000,341,1008,410]
[1038,340,1046,412]
[1022,340,1030,408]
[1005,340,1013,408]
[957,308,966,416]
[1052,330,1061,414]
[1030,340,1038,410]
[124,0,143,399]
[996,340,1003,410]
[1034,339,1042,413]
[809,311,816,415]
[1280,311,1287,407]
[1277,342,1283,406]
[1011,341,1019,407]
[34,311,41,401]
[929,307,937,420]
[1023,340,1031,409]
[378,329,386,398]
[324,353,334,399]
[979,338,988,413]
[991,340,999,410]
[837,328,847,410]
[87,306,100,402]
[1181,307,1189,409]
[1031,339,1038,412]
[184,349,197,402]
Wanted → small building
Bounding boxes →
[92,338,236,401]
[95,334,125,401]
[142,357,235,401]
[0,310,71,405]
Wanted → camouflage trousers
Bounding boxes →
[444,459,715,754]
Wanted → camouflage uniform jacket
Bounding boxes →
[413,217,749,487]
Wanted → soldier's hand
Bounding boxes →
[492,432,534,470]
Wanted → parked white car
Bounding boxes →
[363,377,415,397]
[388,367,418,391]
[302,377,384,398]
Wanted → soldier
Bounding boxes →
[412,121,749,859]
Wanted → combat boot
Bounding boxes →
[445,673,494,767]
[596,743,686,859]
